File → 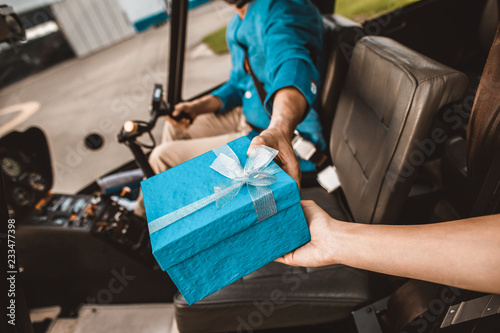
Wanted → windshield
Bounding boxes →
[0,0,420,195]
[1,0,173,194]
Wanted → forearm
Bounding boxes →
[332,216,500,293]
[248,87,305,185]
[268,87,307,139]
[191,94,223,115]
[171,95,223,128]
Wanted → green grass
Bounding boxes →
[202,26,229,54]
[336,0,420,21]
[202,0,420,53]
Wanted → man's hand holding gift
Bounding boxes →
[248,87,307,187]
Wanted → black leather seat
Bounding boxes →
[478,0,499,53]
[174,36,468,332]
[318,15,361,140]
[302,15,361,188]
[428,0,500,219]
[329,36,468,224]
[175,264,368,332]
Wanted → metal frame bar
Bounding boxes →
[352,297,388,333]
[167,0,189,107]
[312,0,336,14]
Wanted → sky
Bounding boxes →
[4,0,167,22]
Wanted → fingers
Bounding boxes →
[247,135,268,154]
[168,103,194,129]
[280,150,301,187]
[272,145,301,187]
[300,200,317,212]
[300,200,328,223]
[248,130,301,187]
[166,116,191,129]
[274,256,285,264]
[274,255,300,267]
[173,102,188,116]
[300,201,316,227]
[172,104,188,118]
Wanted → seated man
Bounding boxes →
[135,0,326,217]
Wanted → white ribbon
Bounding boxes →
[148,145,281,235]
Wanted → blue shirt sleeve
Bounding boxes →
[211,74,244,114]
[261,0,323,116]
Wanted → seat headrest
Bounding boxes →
[479,0,500,51]
[357,36,464,84]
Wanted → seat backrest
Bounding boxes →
[478,0,500,52]
[467,23,500,215]
[318,15,361,141]
[330,36,469,224]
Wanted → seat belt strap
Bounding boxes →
[317,165,341,193]
[244,53,267,106]
[291,130,329,168]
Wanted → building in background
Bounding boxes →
[51,0,136,58]
[0,0,212,87]
[0,4,74,88]
[121,0,212,32]
[118,0,169,32]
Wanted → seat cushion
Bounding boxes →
[301,186,354,222]
[174,264,370,333]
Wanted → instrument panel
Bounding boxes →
[2,127,155,267]
[27,193,97,229]
[1,156,22,178]
[0,127,53,214]
[2,154,50,208]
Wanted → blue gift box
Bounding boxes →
[141,136,310,305]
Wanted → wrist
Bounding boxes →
[266,121,294,141]
[205,95,222,113]
[191,95,221,115]
[326,219,357,266]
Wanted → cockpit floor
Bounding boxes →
[45,303,178,333]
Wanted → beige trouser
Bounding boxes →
[134,107,252,218]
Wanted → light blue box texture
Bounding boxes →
[141,136,310,304]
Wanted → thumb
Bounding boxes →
[173,102,189,116]
[172,107,183,117]
[247,135,266,156]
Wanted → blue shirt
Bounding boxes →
[212,0,326,156]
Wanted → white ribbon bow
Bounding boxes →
[148,144,281,235]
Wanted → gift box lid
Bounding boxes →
[141,136,301,271]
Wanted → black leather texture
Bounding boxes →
[301,187,353,222]
[174,264,369,332]
[330,36,469,224]
[319,15,361,141]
